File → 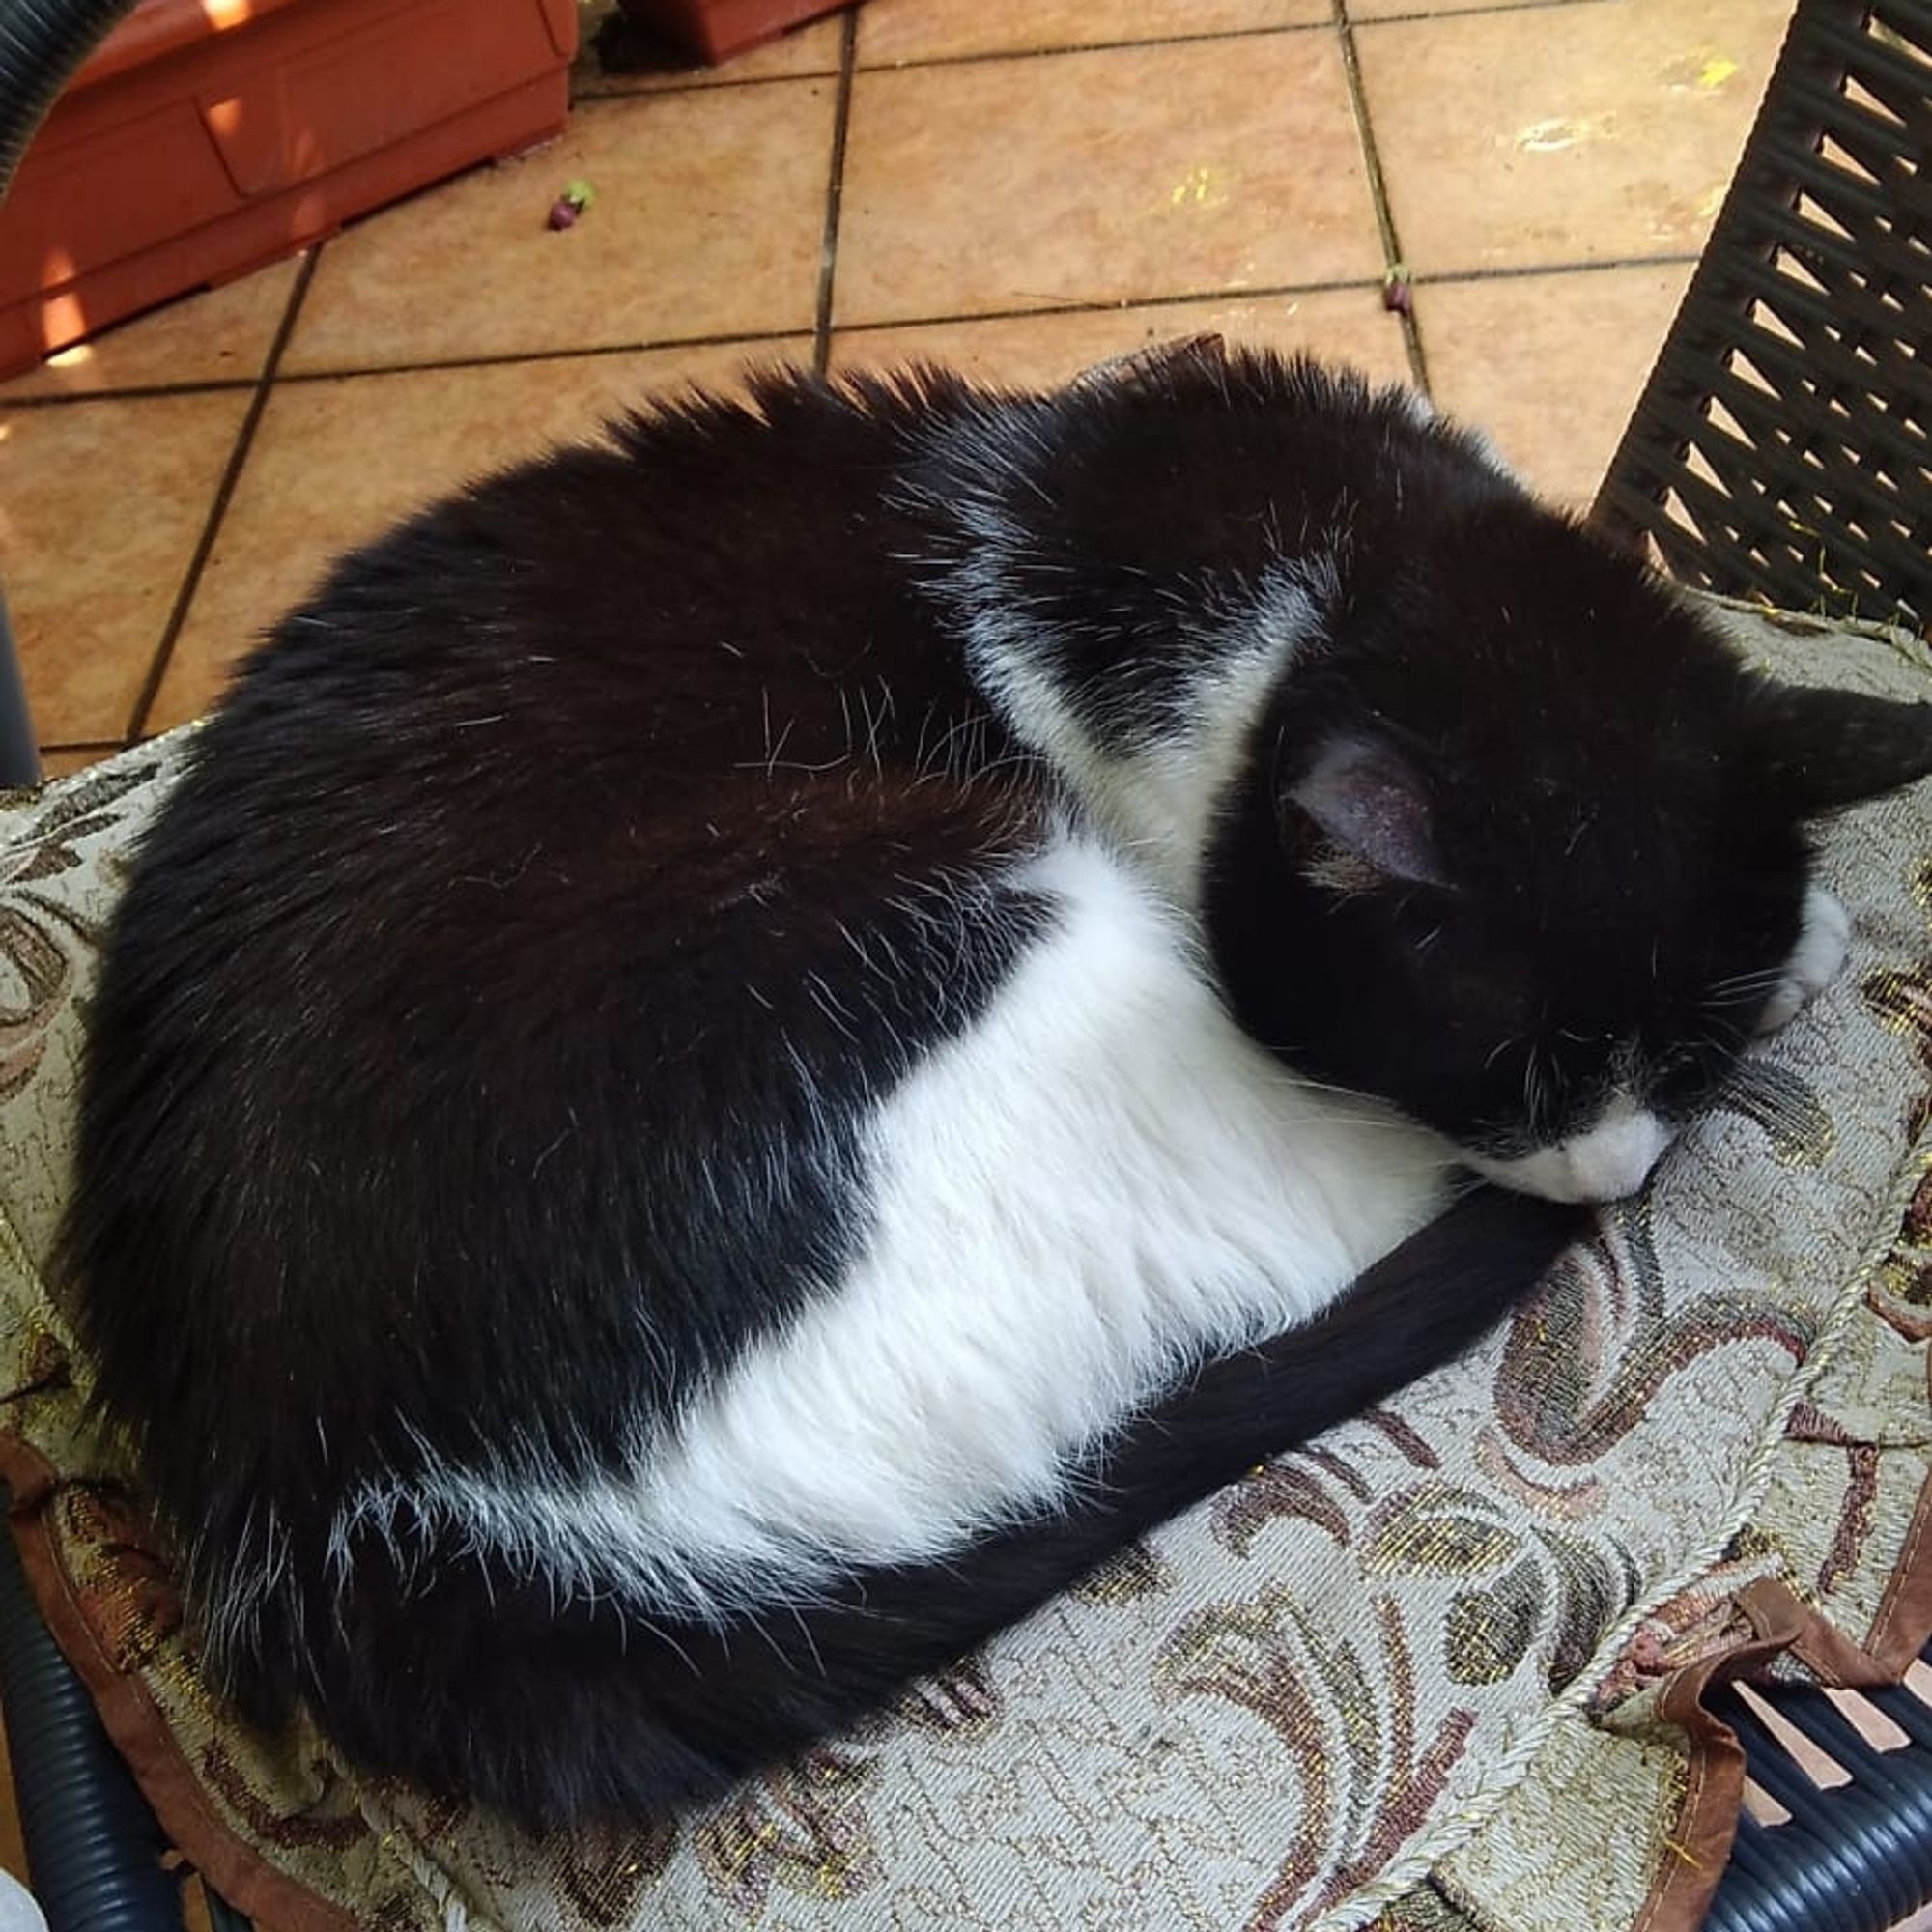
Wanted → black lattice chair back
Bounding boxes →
[1591,0,1932,634]
[1598,11,1932,1927]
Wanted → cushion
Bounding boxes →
[2,594,1930,1932]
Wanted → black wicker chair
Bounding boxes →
[1,0,1930,1926]
[1591,0,1930,632]
[1588,1,1932,1925]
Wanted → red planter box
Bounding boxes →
[0,0,578,379]
[617,0,849,64]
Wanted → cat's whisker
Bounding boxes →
[742,755,850,776]
[1523,1042,1549,1131]
[1709,965,1786,1000]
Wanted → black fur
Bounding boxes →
[305,1185,1588,1822]
[73,373,1040,1484]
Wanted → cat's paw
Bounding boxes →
[1757,885,1851,1034]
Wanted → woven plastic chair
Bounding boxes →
[1,1,1930,1927]
[1706,1667,1932,1932]
[1591,0,1931,636]
[1593,11,1932,1924]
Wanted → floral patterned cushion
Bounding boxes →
[2,596,1929,1932]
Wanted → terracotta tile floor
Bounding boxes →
[22,0,1926,1924]
[0,0,1798,777]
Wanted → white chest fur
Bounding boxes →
[342,836,1456,1621]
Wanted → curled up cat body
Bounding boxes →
[64,344,1932,1826]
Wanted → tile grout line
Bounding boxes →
[1345,0,1615,24]
[812,10,859,377]
[578,14,1333,98]
[841,17,1330,72]
[0,253,1705,413]
[573,0,1614,97]
[3,374,270,411]
[1413,252,1704,284]
[1333,4,1430,392]
[20,284,1401,404]
[124,248,323,742]
[127,327,824,398]
[829,279,1390,339]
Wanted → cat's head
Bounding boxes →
[1209,507,1932,1205]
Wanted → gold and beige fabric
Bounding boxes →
[2,597,1928,1932]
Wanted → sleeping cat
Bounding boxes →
[63,342,1932,1827]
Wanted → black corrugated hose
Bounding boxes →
[0,16,177,1918]
[0,0,135,185]
[0,0,205,1892]
[0,0,140,789]
[0,1489,184,1928]
[0,0,201,1895]
[0,594,39,792]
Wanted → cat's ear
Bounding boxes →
[1741,682,1932,816]
[1285,736,1452,890]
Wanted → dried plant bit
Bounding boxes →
[546,179,596,231]
[1381,265,1414,317]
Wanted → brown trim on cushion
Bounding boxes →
[1865,1456,1932,1677]
[1739,1577,1898,1690]
[0,1432,358,1932]
[1632,1590,1811,1932]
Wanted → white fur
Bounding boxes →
[333,835,1455,1619]
[918,419,1332,909]
[1465,1094,1672,1205]
[1758,884,1850,1033]
[1056,582,1317,908]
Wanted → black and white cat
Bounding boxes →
[64,342,1932,1826]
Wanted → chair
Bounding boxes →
[1588,3,1932,1925]
[1590,0,1930,631]
[1,1,1929,1926]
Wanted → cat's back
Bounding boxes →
[106,365,1023,1074]
[208,365,990,795]
[68,366,1051,1506]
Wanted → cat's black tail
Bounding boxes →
[298,1183,1588,1826]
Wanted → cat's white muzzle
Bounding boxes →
[1464,1098,1673,1206]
